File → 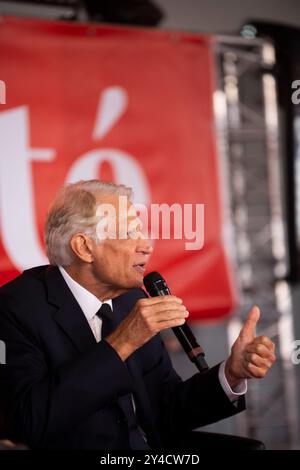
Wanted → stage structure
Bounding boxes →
[214,35,299,449]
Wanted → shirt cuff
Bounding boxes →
[218,361,247,402]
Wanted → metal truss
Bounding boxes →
[0,0,83,20]
[213,36,300,449]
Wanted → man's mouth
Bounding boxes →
[133,262,146,274]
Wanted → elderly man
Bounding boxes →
[0,180,275,450]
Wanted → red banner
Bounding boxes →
[0,16,237,320]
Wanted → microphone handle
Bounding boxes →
[172,323,209,373]
[153,283,209,373]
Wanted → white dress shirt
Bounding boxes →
[58,266,247,402]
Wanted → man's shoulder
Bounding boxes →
[0,266,56,315]
[0,266,55,330]
[0,265,50,297]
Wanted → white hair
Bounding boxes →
[45,180,132,266]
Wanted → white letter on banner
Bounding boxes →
[0,106,55,270]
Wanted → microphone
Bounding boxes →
[143,271,209,373]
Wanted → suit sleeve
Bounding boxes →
[142,335,245,439]
[0,298,134,448]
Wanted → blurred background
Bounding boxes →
[1,0,300,450]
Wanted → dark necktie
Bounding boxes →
[98,303,117,339]
[96,303,150,450]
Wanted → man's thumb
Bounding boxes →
[239,305,260,341]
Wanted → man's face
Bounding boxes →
[90,193,153,292]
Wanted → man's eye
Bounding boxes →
[125,229,135,238]
[127,229,142,239]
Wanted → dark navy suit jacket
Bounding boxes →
[0,266,245,449]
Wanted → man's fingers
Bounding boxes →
[245,342,276,362]
[252,335,276,353]
[243,337,276,379]
[243,361,269,379]
[146,303,187,316]
[245,352,275,369]
[137,297,187,318]
[153,308,189,323]
[146,306,189,332]
[239,305,260,341]
[138,295,183,307]
[135,296,189,334]
[157,317,187,331]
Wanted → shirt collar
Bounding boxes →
[58,266,112,321]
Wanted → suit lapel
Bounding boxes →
[113,291,160,447]
[45,265,96,353]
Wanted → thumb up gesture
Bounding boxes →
[225,306,276,388]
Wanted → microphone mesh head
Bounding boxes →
[143,271,170,297]
[143,271,163,290]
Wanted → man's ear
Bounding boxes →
[70,233,94,263]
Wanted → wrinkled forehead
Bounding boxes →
[95,192,139,222]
